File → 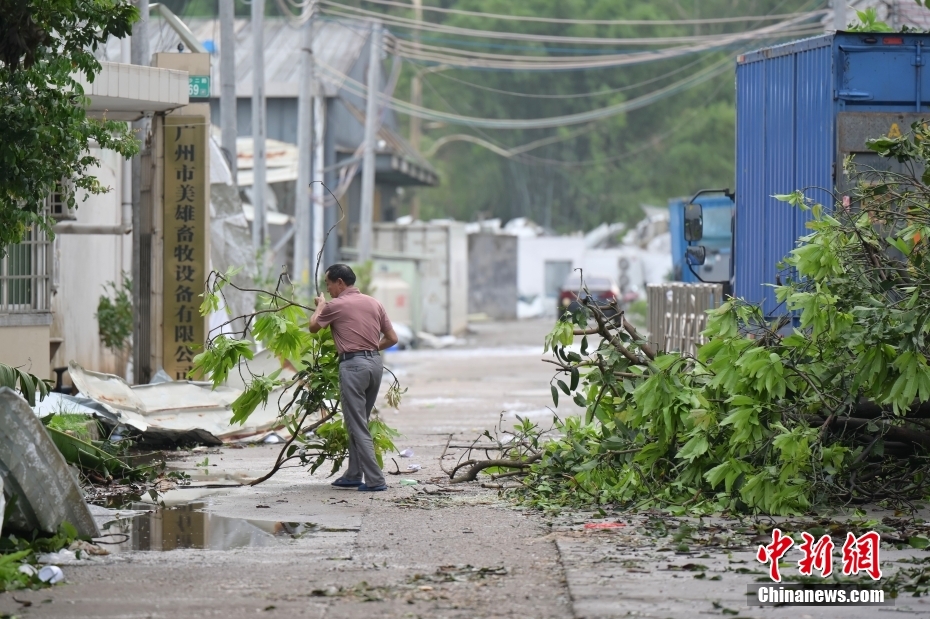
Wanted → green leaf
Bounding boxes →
[550,384,559,408]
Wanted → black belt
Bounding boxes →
[338,350,379,363]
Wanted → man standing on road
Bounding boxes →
[310,264,398,491]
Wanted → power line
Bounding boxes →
[385,29,824,71]
[320,2,828,47]
[333,0,827,27]
[422,54,719,99]
[320,51,736,129]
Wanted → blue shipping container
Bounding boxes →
[735,32,930,315]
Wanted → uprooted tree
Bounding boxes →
[191,271,404,485]
[453,124,930,516]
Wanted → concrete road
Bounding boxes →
[3,319,919,618]
[1,319,574,619]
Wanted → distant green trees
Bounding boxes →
[401,0,812,230]
[159,0,816,231]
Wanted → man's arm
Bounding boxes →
[378,327,398,351]
[309,294,326,333]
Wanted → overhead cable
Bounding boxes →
[319,2,828,46]
[319,52,735,129]
[337,0,826,27]
[424,54,715,99]
[388,27,824,69]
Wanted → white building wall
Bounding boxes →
[516,235,586,300]
[517,235,673,309]
[50,148,131,378]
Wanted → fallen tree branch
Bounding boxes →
[450,453,542,484]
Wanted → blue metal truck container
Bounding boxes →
[735,32,930,315]
[669,195,733,283]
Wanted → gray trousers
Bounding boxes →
[339,354,386,486]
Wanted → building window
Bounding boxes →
[47,181,75,221]
[0,227,50,314]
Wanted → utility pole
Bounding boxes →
[322,98,337,270]
[409,0,422,220]
[219,0,237,179]
[251,0,267,252]
[312,15,326,284]
[131,0,150,385]
[294,4,314,286]
[834,1,845,31]
[358,22,382,263]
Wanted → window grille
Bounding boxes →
[47,181,76,221]
[0,227,51,314]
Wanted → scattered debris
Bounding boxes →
[399,448,414,458]
[37,565,64,584]
[583,522,626,530]
[400,479,418,486]
[412,565,508,584]
[67,362,282,446]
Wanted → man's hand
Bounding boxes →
[309,294,326,333]
[378,327,399,351]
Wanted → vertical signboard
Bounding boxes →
[163,116,207,380]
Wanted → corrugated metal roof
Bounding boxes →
[105,18,369,98]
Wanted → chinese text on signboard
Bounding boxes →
[163,116,206,380]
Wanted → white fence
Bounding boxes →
[647,283,725,356]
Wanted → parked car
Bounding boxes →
[558,274,620,317]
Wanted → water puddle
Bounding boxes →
[97,502,355,552]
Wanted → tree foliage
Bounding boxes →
[458,124,930,515]
[95,273,133,353]
[0,0,139,254]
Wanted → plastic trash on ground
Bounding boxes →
[398,448,414,458]
[37,549,77,564]
[406,463,422,471]
[18,564,37,577]
[400,479,418,486]
[38,565,64,584]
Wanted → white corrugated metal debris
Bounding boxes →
[67,361,292,442]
